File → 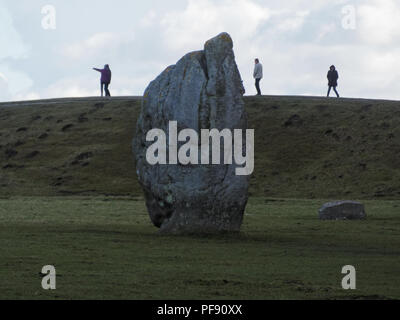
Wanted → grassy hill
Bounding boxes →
[1,95,400,199]
[1,95,400,300]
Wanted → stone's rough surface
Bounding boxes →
[133,32,248,234]
[319,201,367,220]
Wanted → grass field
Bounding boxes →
[1,96,400,300]
[1,196,399,300]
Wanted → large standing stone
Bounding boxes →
[133,32,249,234]
[319,201,367,220]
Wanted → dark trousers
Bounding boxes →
[101,82,111,97]
[255,78,261,95]
[327,86,339,97]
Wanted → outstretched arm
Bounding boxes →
[93,68,102,72]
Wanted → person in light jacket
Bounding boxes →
[327,65,340,98]
[93,64,112,97]
[253,58,263,96]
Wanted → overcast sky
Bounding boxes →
[1,0,400,102]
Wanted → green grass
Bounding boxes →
[1,95,400,300]
[1,95,400,199]
[1,196,399,300]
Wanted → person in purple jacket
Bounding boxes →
[93,64,112,97]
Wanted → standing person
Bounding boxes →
[327,65,340,98]
[253,58,263,96]
[93,64,112,97]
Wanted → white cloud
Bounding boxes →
[61,32,135,60]
[0,71,8,83]
[315,23,337,42]
[0,75,10,101]
[276,10,310,32]
[0,64,34,101]
[43,73,153,98]
[160,0,271,52]
[358,0,400,46]
[13,91,41,101]
[44,77,99,98]
[140,10,157,28]
[0,64,33,95]
[0,5,29,60]
[0,4,34,101]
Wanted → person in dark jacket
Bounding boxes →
[327,65,339,98]
[93,64,112,97]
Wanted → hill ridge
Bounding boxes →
[1,94,399,107]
